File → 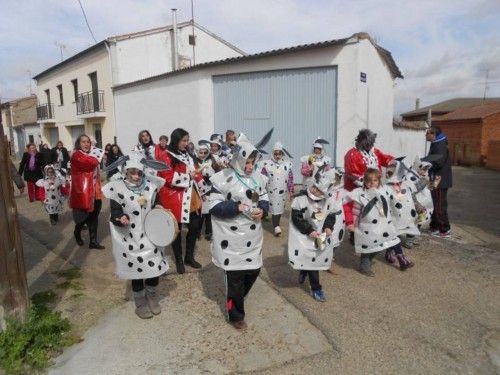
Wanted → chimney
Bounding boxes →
[171,8,179,70]
[415,98,420,110]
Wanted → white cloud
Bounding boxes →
[1,0,499,116]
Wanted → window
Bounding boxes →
[71,79,78,102]
[57,84,63,105]
[45,89,50,104]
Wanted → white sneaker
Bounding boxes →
[274,226,282,236]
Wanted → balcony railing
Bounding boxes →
[76,90,105,115]
[36,103,54,120]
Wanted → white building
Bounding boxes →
[32,20,244,149]
[1,95,39,157]
[113,32,410,173]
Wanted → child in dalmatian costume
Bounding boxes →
[345,168,413,276]
[325,167,348,274]
[196,141,217,241]
[102,152,169,319]
[300,138,331,189]
[208,133,230,169]
[209,130,271,330]
[260,142,294,236]
[404,156,434,231]
[385,158,421,249]
[36,164,66,225]
[133,130,156,159]
[288,167,347,302]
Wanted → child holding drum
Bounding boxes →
[102,152,170,319]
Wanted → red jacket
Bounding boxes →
[155,149,203,223]
[70,150,101,211]
[344,147,393,191]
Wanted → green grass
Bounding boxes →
[0,292,81,375]
[53,267,82,281]
[54,267,84,291]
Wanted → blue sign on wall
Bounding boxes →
[360,72,367,83]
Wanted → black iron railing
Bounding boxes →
[76,90,105,115]
[36,103,54,120]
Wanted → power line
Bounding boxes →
[76,0,97,43]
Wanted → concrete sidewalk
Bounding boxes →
[48,271,332,374]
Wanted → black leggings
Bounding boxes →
[272,214,281,228]
[131,277,159,292]
[299,270,321,291]
[74,199,102,242]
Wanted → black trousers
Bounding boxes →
[131,277,159,292]
[74,199,102,243]
[225,268,260,322]
[199,213,212,236]
[272,214,281,228]
[172,212,201,260]
[299,270,321,291]
[430,188,450,233]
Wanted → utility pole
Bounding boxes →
[54,41,66,62]
[27,70,33,95]
[483,69,489,102]
[0,96,29,326]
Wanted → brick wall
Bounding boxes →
[482,112,500,163]
[486,140,500,170]
[433,119,483,166]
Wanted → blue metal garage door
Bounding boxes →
[213,66,337,177]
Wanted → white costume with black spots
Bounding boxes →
[404,158,434,229]
[36,174,66,215]
[326,186,347,249]
[209,168,268,271]
[347,187,400,254]
[102,177,169,279]
[288,192,340,270]
[386,182,420,236]
[300,154,331,188]
[260,158,293,215]
[386,159,420,236]
[198,157,216,214]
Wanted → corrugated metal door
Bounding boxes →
[213,67,337,176]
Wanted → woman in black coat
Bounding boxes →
[50,141,70,169]
[105,144,124,179]
[18,143,45,202]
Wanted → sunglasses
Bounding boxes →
[273,151,283,155]
[199,151,209,155]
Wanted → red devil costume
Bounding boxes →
[344,129,393,191]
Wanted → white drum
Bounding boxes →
[144,208,179,247]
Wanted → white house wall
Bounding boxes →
[111,25,244,86]
[392,128,428,161]
[36,47,115,148]
[114,71,207,151]
[114,39,401,167]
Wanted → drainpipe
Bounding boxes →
[105,41,118,146]
[172,8,179,70]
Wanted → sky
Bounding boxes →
[1,0,499,116]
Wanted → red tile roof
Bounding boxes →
[433,102,500,121]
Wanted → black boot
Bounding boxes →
[185,219,202,269]
[184,248,202,269]
[172,235,185,274]
[74,224,84,246]
[88,218,105,250]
